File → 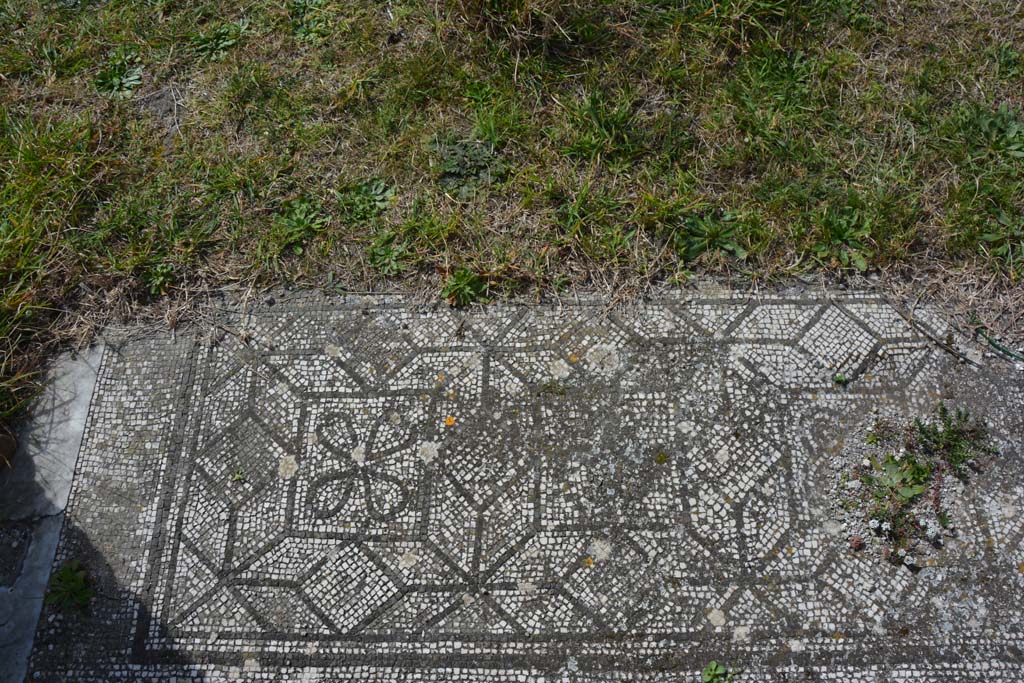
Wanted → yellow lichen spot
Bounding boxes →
[786,547,794,556]
[655,452,669,465]
[437,373,446,382]
[1018,562,1024,574]
[568,353,579,363]
[724,496,733,504]
[582,557,594,568]
[445,415,456,427]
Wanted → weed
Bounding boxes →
[967,103,1024,161]
[690,0,799,50]
[563,90,639,161]
[980,211,1024,277]
[675,213,748,261]
[464,82,524,147]
[852,403,993,563]
[442,268,489,306]
[453,0,613,54]
[992,43,1023,80]
[143,262,175,296]
[191,19,249,61]
[435,139,506,200]
[290,0,332,43]
[334,179,395,223]
[94,48,143,99]
[913,403,992,477]
[811,198,873,271]
[702,660,738,682]
[554,183,631,261]
[368,232,410,276]
[45,559,94,610]
[260,197,328,261]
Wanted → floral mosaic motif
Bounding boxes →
[308,409,414,520]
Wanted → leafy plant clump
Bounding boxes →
[435,139,507,200]
[442,268,489,306]
[368,231,411,276]
[94,48,143,99]
[191,19,249,61]
[850,403,994,567]
[702,660,739,682]
[289,0,332,42]
[260,197,328,261]
[674,213,748,261]
[45,559,94,610]
[812,198,873,271]
[980,211,1024,278]
[334,178,395,223]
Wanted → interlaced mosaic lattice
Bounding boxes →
[30,293,1024,681]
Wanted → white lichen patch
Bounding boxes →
[351,444,366,466]
[398,549,420,569]
[277,456,299,480]
[588,538,613,562]
[417,441,439,464]
[548,358,572,380]
[707,609,727,627]
[585,343,621,374]
[325,343,342,358]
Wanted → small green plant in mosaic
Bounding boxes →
[45,559,94,610]
[913,403,993,477]
[702,660,739,682]
[853,403,993,563]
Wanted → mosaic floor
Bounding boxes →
[27,292,1024,681]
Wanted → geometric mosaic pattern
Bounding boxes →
[28,292,1024,681]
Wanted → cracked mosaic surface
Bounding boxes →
[28,292,1024,681]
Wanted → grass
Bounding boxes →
[1,0,1023,423]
